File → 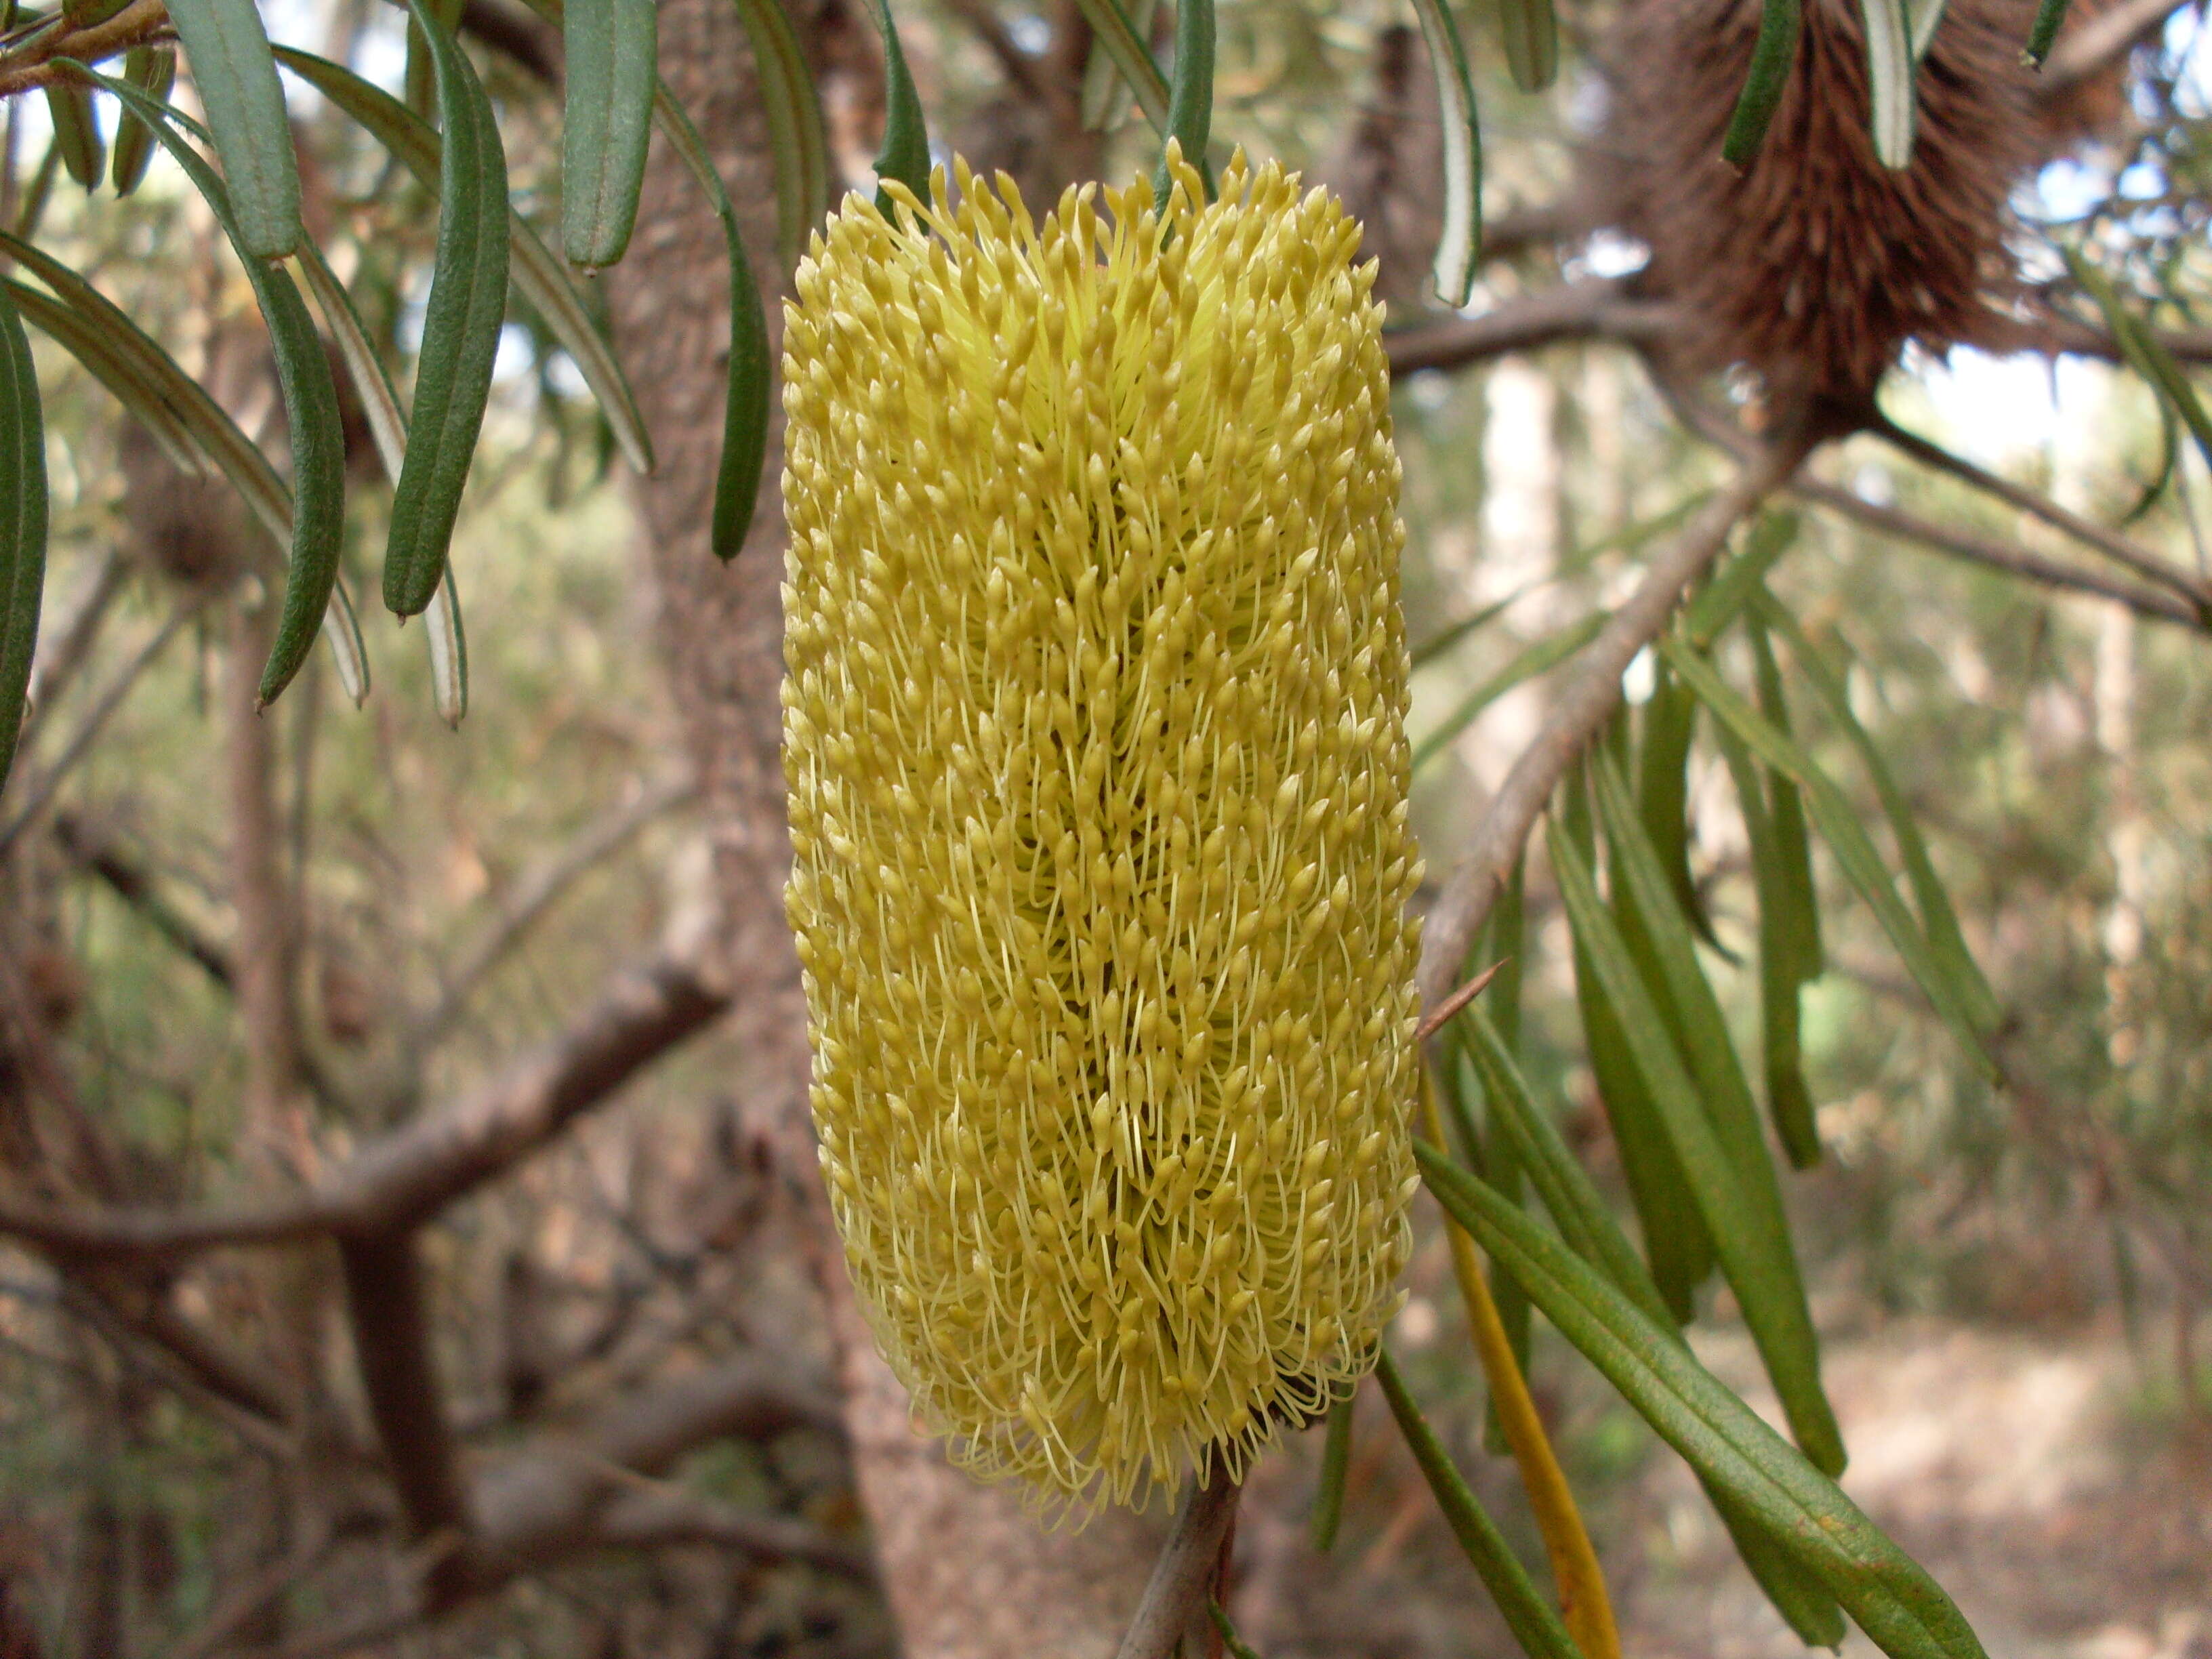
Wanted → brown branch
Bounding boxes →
[1976,300,2212,368]
[50,1273,301,1461]
[0,1191,322,1255]
[1872,415,2212,614]
[1114,1464,1240,1659]
[1416,435,1814,1009]
[1385,279,1675,377]
[0,949,729,1258]
[2037,0,2187,91]
[588,1486,876,1577]
[54,813,234,990]
[337,1232,471,1607]
[0,0,171,96]
[466,1353,850,1580]
[262,1356,862,1655]
[1792,476,2211,631]
[337,950,728,1232]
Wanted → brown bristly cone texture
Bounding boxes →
[1604,0,2112,411]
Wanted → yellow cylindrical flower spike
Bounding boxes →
[780,145,1425,1509]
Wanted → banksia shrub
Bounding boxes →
[779,149,1425,1509]
[1603,0,2081,405]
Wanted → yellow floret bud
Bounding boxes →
[780,145,1422,1511]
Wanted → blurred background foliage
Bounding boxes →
[0,0,2209,1652]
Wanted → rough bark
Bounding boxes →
[607,1,1165,1650]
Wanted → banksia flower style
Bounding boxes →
[779,148,1425,1508]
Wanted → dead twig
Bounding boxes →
[1414,958,1506,1042]
[1872,415,2212,615]
[1792,476,2212,632]
[1385,279,1675,377]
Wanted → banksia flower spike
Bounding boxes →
[779,144,1425,1509]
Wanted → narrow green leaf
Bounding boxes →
[2024,0,2070,64]
[293,241,409,479]
[321,577,371,706]
[1460,1007,1676,1326]
[2066,247,2212,479]
[0,281,49,790]
[381,0,510,618]
[1594,753,1774,1195]
[295,238,455,718]
[1684,509,1798,649]
[1562,764,1714,1324]
[0,265,202,474]
[1714,716,1824,1170]
[1636,658,1714,947]
[1859,0,1915,169]
[165,0,304,254]
[1593,751,1845,1474]
[1080,0,1158,128]
[1748,616,1824,985]
[1373,1349,1584,1659]
[45,81,104,190]
[1208,1599,1265,1659]
[1451,1017,1849,1646]
[1662,636,1997,1079]
[1310,1391,1353,1553]
[1410,0,1483,305]
[1721,0,1801,165]
[727,0,836,272]
[0,266,365,710]
[1475,868,1532,1452]
[1412,591,1519,671]
[1488,853,1527,1052]
[1498,0,1558,91]
[0,249,274,524]
[88,68,347,708]
[275,47,656,476]
[1437,1033,1490,1178]
[425,567,468,726]
[1067,0,1172,132]
[1753,592,1999,1034]
[14,142,60,241]
[111,45,176,195]
[562,0,657,268]
[1413,611,1605,774]
[1152,0,1214,204]
[1416,1145,1989,1659]
[1550,815,1847,1476]
[859,0,928,210]
[650,86,769,558]
[1715,1482,1851,1647]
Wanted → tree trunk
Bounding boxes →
[608,3,1165,1654]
